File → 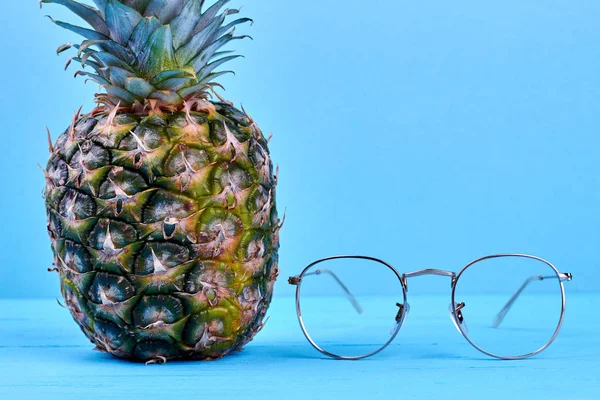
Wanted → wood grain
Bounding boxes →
[0,294,597,399]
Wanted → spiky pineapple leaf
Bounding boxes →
[178,11,250,66]
[104,85,137,103]
[191,32,249,72]
[178,83,209,99]
[57,43,73,54]
[125,77,155,98]
[150,67,196,86]
[41,0,110,36]
[171,0,203,50]
[175,10,239,66]
[105,0,143,45]
[77,39,107,55]
[148,89,182,105]
[197,55,241,81]
[78,39,135,65]
[106,67,137,87]
[121,0,153,14]
[90,52,135,71]
[144,0,184,24]
[154,77,197,91]
[211,50,235,59]
[90,0,107,13]
[137,25,177,77]
[45,0,253,107]
[220,18,253,36]
[128,16,162,57]
[46,16,110,41]
[68,56,103,73]
[198,70,232,85]
[74,70,110,85]
[194,0,230,34]
[70,44,103,69]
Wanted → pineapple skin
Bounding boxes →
[44,101,280,362]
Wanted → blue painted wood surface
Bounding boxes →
[0,294,598,399]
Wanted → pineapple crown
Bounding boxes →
[41,0,252,113]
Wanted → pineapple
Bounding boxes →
[41,0,280,363]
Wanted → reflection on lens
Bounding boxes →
[298,257,405,358]
[453,255,564,358]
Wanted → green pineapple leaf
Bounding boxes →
[125,77,155,98]
[197,55,241,82]
[128,16,162,57]
[90,0,107,13]
[150,67,197,86]
[198,70,232,85]
[191,32,249,72]
[144,0,184,23]
[121,0,153,14]
[194,0,231,34]
[171,0,203,49]
[41,0,110,36]
[78,39,135,65]
[106,67,137,87]
[104,85,137,103]
[91,51,135,71]
[73,70,110,85]
[175,9,245,66]
[68,56,103,74]
[154,77,196,91]
[46,16,110,41]
[105,0,143,45]
[45,0,252,108]
[137,25,177,77]
[148,89,181,105]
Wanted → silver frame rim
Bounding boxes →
[450,253,567,360]
[294,255,408,360]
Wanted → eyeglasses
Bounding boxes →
[288,254,572,360]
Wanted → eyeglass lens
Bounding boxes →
[297,257,405,358]
[453,255,564,358]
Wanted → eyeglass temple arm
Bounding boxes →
[492,272,572,328]
[290,269,363,314]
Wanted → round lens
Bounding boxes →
[297,257,406,358]
[453,255,564,358]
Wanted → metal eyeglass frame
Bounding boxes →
[288,254,573,361]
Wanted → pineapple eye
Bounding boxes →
[116,199,124,215]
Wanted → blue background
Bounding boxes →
[0,2,599,399]
[1,1,598,298]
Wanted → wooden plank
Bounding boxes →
[0,295,597,399]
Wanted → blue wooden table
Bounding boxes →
[0,294,598,399]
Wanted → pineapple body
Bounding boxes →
[45,101,279,361]
[40,0,280,361]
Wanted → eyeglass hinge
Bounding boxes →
[288,276,302,285]
[560,272,573,282]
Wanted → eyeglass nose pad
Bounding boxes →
[449,302,469,336]
[390,302,410,335]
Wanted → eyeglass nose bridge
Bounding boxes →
[401,269,457,292]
